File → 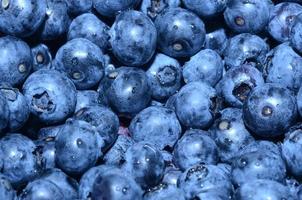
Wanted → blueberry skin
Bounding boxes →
[22,69,77,125]
[224,33,270,70]
[291,13,302,54]
[123,143,165,189]
[92,169,143,200]
[55,119,102,175]
[183,49,224,86]
[231,148,287,186]
[0,85,29,131]
[178,164,233,199]
[268,2,302,43]
[19,179,64,200]
[216,64,265,108]
[235,179,295,200]
[74,105,119,151]
[173,129,218,171]
[0,0,46,37]
[162,167,182,186]
[0,93,9,133]
[0,36,33,86]
[103,135,134,166]
[31,44,52,72]
[37,124,63,140]
[238,140,282,156]
[65,0,92,15]
[93,0,140,18]
[175,81,217,129]
[144,183,186,200]
[0,174,16,200]
[68,13,110,51]
[129,106,181,150]
[79,165,116,200]
[224,0,273,33]
[109,10,157,66]
[35,139,56,170]
[41,168,78,200]
[0,134,42,188]
[183,0,227,18]
[281,124,302,178]
[243,83,298,137]
[54,38,105,90]
[205,28,228,56]
[140,0,180,19]
[155,8,206,58]
[75,90,100,113]
[106,67,151,116]
[265,43,302,91]
[39,0,70,40]
[146,53,182,100]
[210,108,254,163]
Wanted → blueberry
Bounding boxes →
[0,174,16,200]
[268,2,302,42]
[54,38,105,90]
[296,86,302,116]
[146,53,182,100]
[165,93,178,111]
[109,10,157,66]
[243,83,298,137]
[140,0,180,19]
[173,129,218,171]
[0,134,42,188]
[65,0,92,16]
[75,90,100,113]
[238,140,282,156]
[265,43,302,91]
[224,0,273,33]
[18,179,64,200]
[31,44,52,71]
[0,0,46,37]
[0,36,33,86]
[235,179,295,200]
[178,164,233,199]
[144,183,186,200]
[105,67,151,116]
[68,13,110,51]
[55,119,103,175]
[231,146,286,186]
[205,28,228,56]
[22,69,77,124]
[93,0,140,18]
[37,124,63,141]
[216,64,265,108]
[91,169,143,200]
[39,0,70,40]
[291,13,302,54]
[224,33,270,70]
[129,106,181,150]
[74,105,119,151]
[103,135,134,166]
[183,0,228,18]
[162,167,182,186]
[0,85,30,131]
[40,168,78,200]
[0,92,9,133]
[155,8,206,58]
[123,142,165,188]
[35,139,56,170]
[175,81,217,129]
[210,108,254,163]
[183,49,224,86]
[281,124,302,178]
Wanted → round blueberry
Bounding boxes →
[0,174,16,200]
[31,44,52,72]
[291,13,302,54]
[183,0,227,18]
[140,0,180,19]
[144,183,186,200]
[75,90,100,113]
[65,0,92,15]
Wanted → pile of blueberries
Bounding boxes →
[2,0,302,199]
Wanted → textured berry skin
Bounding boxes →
[54,38,105,90]
[291,13,302,54]
[109,10,157,66]
[75,90,100,113]
[175,81,217,129]
[243,83,298,137]
[129,106,181,150]
[65,0,92,15]
[22,69,77,125]
[0,174,16,200]
[31,44,52,72]
[205,28,228,56]
[224,0,273,33]
[140,0,180,19]
[0,0,46,37]
[0,92,9,134]
[0,36,33,86]
[155,8,206,58]
[183,0,228,18]
[144,183,186,200]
